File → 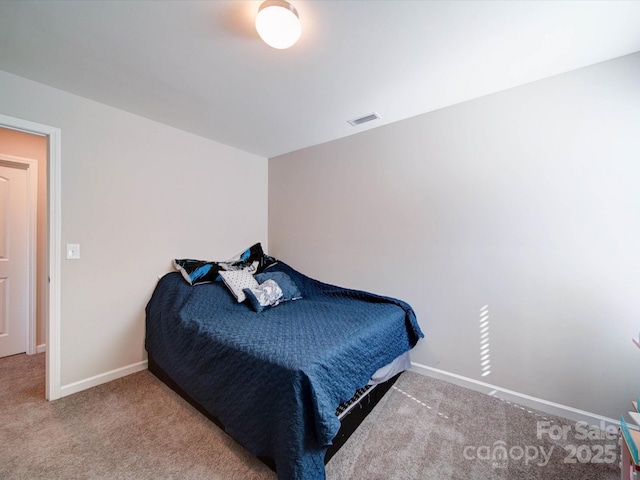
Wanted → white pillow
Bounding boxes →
[219,269,259,303]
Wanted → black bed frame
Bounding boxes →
[147,355,401,469]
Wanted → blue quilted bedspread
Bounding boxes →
[145,262,423,480]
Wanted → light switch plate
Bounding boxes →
[66,244,80,260]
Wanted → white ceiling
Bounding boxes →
[1,0,639,158]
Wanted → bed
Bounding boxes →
[145,253,423,480]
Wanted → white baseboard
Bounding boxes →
[59,360,148,398]
[36,344,46,354]
[410,362,622,430]
[53,359,623,431]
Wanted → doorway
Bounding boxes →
[0,157,37,358]
[0,114,61,401]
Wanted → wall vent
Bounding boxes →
[348,112,380,127]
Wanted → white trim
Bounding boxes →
[0,113,61,401]
[36,343,46,354]
[411,362,621,429]
[60,360,148,397]
[47,124,61,401]
[0,154,38,356]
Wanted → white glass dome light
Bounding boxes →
[255,0,301,50]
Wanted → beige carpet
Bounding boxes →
[1,353,619,479]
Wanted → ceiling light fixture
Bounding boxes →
[255,0,301,49]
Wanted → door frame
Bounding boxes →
[0,154,38,356]
[0,113,61,401]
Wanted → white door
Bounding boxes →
[0,163,28,357]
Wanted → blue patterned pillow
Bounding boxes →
[174,243,277,285]
[243,280,284,313]
[254,271,302,301]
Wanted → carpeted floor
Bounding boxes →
[1,353,620,479]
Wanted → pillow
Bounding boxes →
[255,271,302,301]
[174,242,278,285]
[243,279,284,313]
[225,243,279,275]
[219,269,259,303]
[174,258,225,285]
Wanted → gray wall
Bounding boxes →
[269,52,640,419]
[0,69,268,388]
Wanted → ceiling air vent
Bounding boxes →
[348,112,380,127]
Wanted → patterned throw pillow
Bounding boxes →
[243,280,284,313]
[173,258,224,285]
[174,243,278,285]
[219,269,259,303]
[254,272,302,301]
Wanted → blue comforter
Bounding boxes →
[145,262,423,480]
